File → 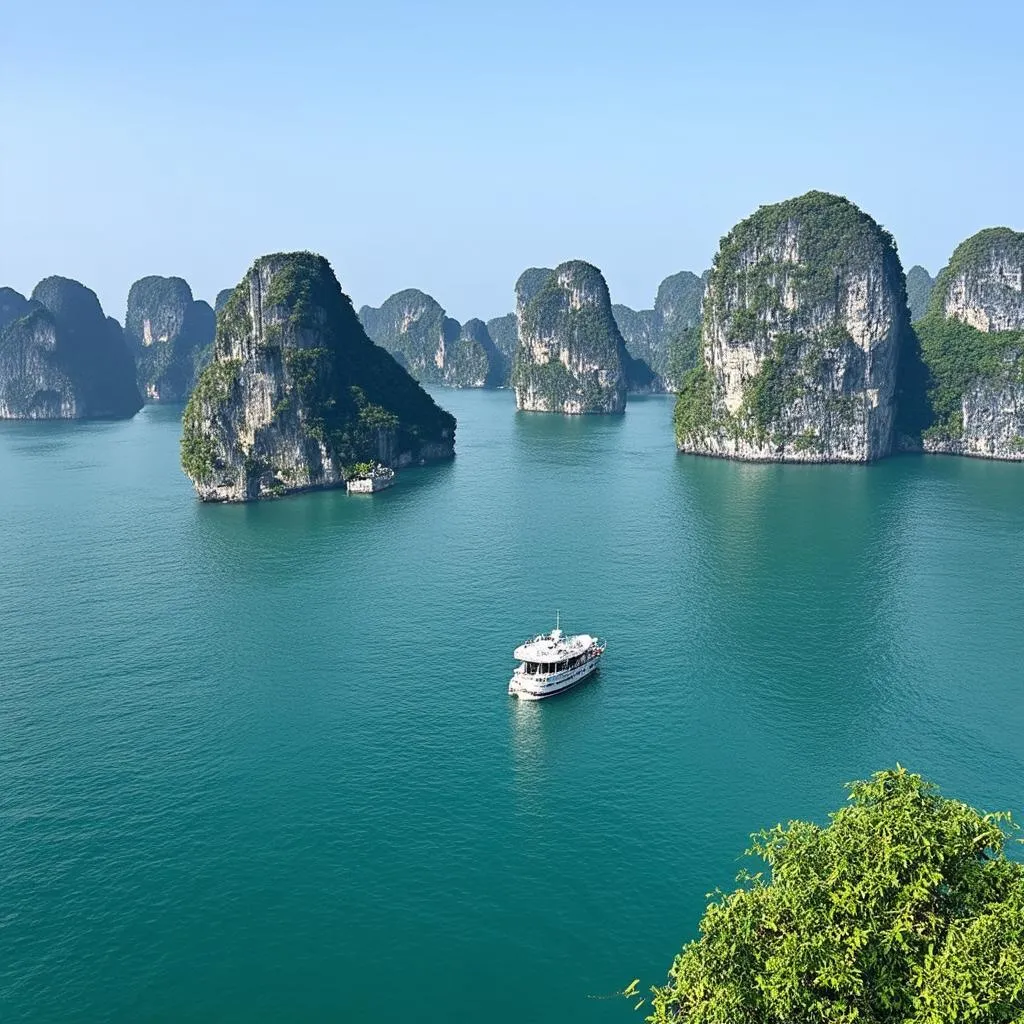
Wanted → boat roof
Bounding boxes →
[513,628,598,662]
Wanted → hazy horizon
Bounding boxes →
[2,0,1021,325]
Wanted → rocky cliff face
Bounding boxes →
[0,287,32,331]
[485,313,517,385]
[512,262,629,413]
[906,265,935,322]
[613,270,704,390]
[612,304,657,361]
[915,228,1024,460]
[675,191,912,462]
[446,319,506,387]
[486,313,517,361]
[358,289,505,388]
[214,289,233,312]
[358,289,456,381]
[125,276,216,401]
[0,278,142,419]
[181,252,456,502]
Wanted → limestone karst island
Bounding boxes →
[673,191,1024,462]
[180,252,455,502]
[4,4,1024,1022]
[511,260,650,413]
[1,195,1021,475]
[0,277,141,419]
[125,275,215,403]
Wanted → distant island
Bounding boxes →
[511,261,655,414]
[181,252,456,502]
[0,277,141,419]
[612,270,704,391]
[125,275,215,402]
[905,264,935,322]
[4,192,1019,464]
[358,289,507,388]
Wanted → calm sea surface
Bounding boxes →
[1,390,1022,1022]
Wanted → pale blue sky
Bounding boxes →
[1,0,1020,323]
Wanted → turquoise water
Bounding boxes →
[1,391,1022,1023]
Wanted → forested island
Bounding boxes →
[2,192,1020,464]
[674,191,912,462]
[673,191,1024,462]
[511,261,655,413]
[915,229,1024,460]
[180,252,455,502]
[613,271,704,391]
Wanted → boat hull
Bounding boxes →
[508,651,602,701]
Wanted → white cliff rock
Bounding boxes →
[512,261,629,414]
[916,228,1024,461]
[181,253,455,502]
[675,191,913,462]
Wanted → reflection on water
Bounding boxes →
[2,387,1023,1024]
[508,698,548,792]
[507,676,607,819]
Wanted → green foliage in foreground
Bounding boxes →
[646,767,1024,1023]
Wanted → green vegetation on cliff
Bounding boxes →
[126,275,215,401]
[706,191,898,320]
[916,314,1024,439]
[513,262,628,412]
[927,228,1024,313]
[486,313,517,360]
[672,363,715,442]
[359,290,506,388]
[0,277,141,419]
[182,253,455,493]
[449,319,505,387]
[646,766,1024,1023]
[180,359,240,479]
[664,325,701,389]
[612,272,704,386]
[358,289,460,385]
[514,267,554,307]
[915,229,1024,441]
[517,266,620,368]
[676,191,912,457]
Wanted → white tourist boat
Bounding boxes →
[508,615,605,700]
